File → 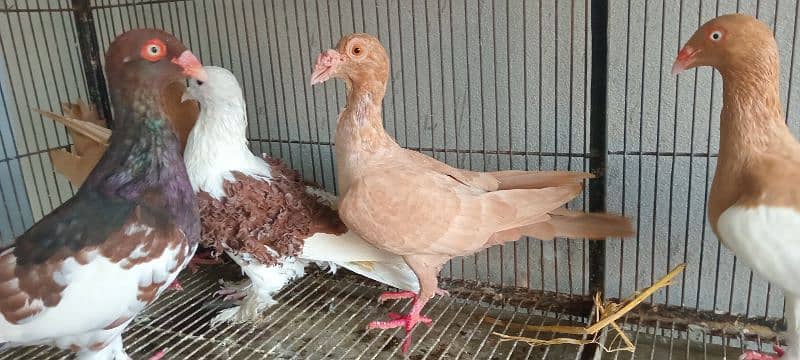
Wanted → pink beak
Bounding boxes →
[671,46,698,76]
[172,50,208,82]
[310,49,344,85]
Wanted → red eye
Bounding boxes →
[140,39,167,62]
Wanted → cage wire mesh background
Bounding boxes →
[1,0,800,359]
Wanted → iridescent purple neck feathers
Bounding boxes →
[86,68,198,240]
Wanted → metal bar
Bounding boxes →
[586,0,609,321]
[71,0,111,126]
[584,0,608,356]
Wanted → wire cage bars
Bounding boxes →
[1,0,799,359]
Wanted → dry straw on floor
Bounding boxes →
[491,264,687,353]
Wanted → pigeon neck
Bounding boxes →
[719,68,789,163]
[184,99,272,199]
[337,86,396,150]
[84,84,198,239]
[335,85,397,193]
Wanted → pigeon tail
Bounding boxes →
[490,170,594,190]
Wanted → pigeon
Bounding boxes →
[180,66,419,325]
[0,29,206,359]
[673,14,800,360]
[310,33,635,353]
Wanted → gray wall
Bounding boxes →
[1,0,799,321]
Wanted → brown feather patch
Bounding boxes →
[0,204,190,324]
[198,157,346,266]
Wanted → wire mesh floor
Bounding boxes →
[0,264,781,359]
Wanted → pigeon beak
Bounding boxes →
[671,45,698,76]
[310,49,344,86]
[172,50,208,83]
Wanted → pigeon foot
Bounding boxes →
[367,311,432,353]
[166,279,183,291]
[739,346,784,360]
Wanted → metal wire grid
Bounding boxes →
[604,0,800,320]
[0,0,793,358]
[1,264,779,359]
[0,0,89,245]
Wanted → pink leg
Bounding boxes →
[148,349,167,360]
[740,345,784,360]
[167,279,183,291]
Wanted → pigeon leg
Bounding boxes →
[148,349,167,360]
[166,279,183,291]
[367,254,447,353]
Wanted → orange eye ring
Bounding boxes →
[141,39,167,62]
[352,46,362,56]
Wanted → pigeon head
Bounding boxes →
[672,14,778,77]
[310,33,389,89]
[181,66,248,143]
[104,29,207,123]
[182,66,243,108]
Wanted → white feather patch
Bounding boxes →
[717,205,800,296]
[1,241,192,351]
[183,66,272,200]
[301,231,419,291]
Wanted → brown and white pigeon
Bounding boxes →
[181,66,419,324]
[0,29,206,359]
[673,14,800,360]
[311,33,634,353]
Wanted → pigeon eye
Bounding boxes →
[141,39,167,62]
[352,46,362,55]
[196,79,204,86]
[710,30,723,41]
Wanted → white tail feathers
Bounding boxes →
[302,231,419,291]
[339,260,420,292]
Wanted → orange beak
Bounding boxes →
[310,49,344,85]
[172,50,208,83]
[671,46,699,75]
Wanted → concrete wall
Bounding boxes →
[1,0,798,320]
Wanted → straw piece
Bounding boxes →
[490,263,686,354]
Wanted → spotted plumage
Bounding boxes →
[0,29,205,360]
